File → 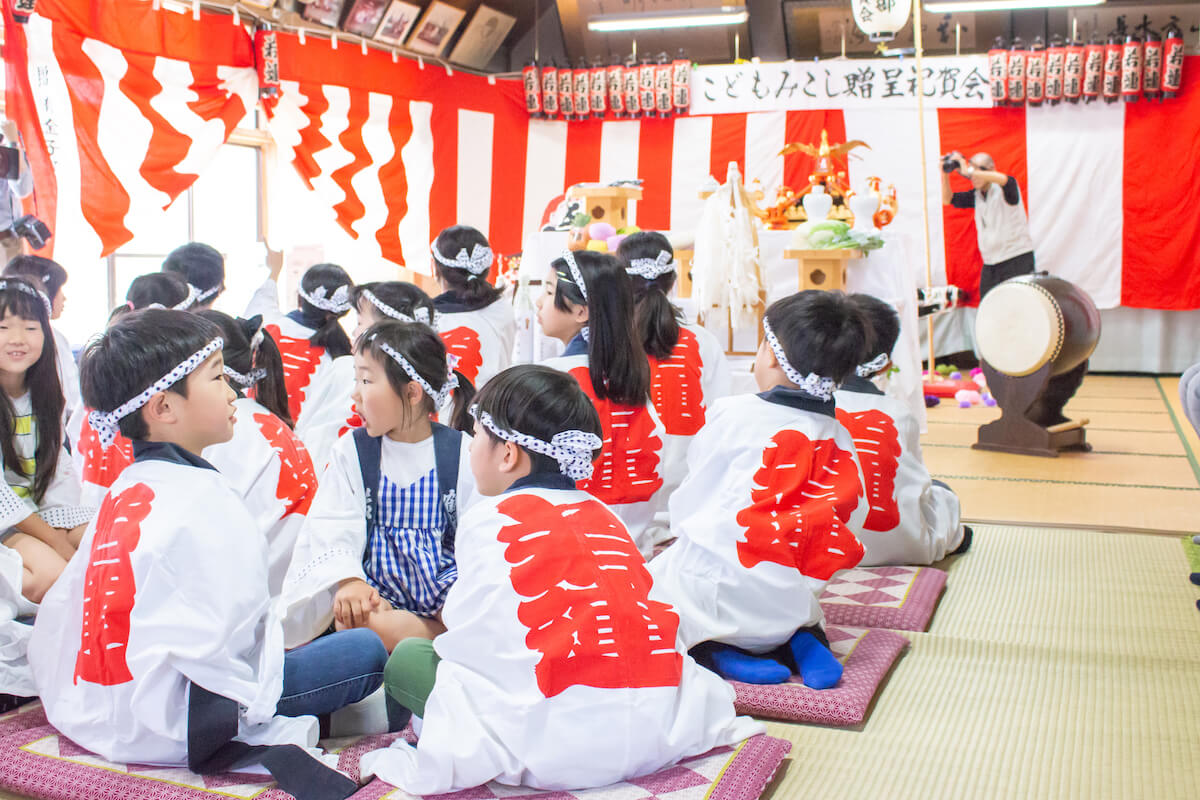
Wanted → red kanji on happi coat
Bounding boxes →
[648,327,705,436]
[568,366,664,505]
[74,482,155,687]
[735,430,864,579]
[440,326,484,385]
[835,408,902,533]
[77,412,133,490]
[253,412,317,517]
[496,494,682,698]
[264,324,324,422]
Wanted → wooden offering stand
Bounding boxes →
[566,185,642,228]
[972,361,1091,458]
[783,249,862,292]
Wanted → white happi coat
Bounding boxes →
[835,378,964,565]
[0,419,94,696]
[71,400,315,597]
[649,389,868,653]
[292,355,357,472]
[359,481,763,794]
[435,295,516,390]
[277,431,476,648]
[541,350,669,558]
[246,280,341,430]
[28,445,314,766]
[648,322,732,508]
[205,397,317,595]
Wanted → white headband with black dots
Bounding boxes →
[299,283,352,314]
[88,338,224,449]
[625,250,677,281]
[431,241,493,277]
[856,352,890,378]
[0,280,51,317]
[375,338,458,408]
[360,289,438,330]
[224,365,267,388]
[761,316,837,402]
[557,250,588,302]
[190,284,220,306]
[470,404,601,481]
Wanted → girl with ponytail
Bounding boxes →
[616,232,731,514]
[195,311,318,596]
[244,262,355,428]
[429,226,515,389]
[535,249,668,557]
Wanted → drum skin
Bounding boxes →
[976,273,1101,378]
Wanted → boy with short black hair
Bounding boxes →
[162,242,225,308]
[29,309,384,800]
[836,294,970,564]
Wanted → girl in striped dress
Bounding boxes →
[279,320,477,652]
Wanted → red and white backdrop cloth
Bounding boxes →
[6,0,1200,313]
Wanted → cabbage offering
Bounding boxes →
[791,220,883,252]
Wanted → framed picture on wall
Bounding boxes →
[301,0,346,27]
[448,5,516,69]
[373,0,421,45]
[342,0,389,37]
[406,0,467,56]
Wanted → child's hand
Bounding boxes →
[334,579,380,629]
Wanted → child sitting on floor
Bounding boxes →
[29,310,384,799]
[245,262,355,427]
[537,250,668,557]
[363,364,761,794]
[280,320,476,652]
[430,225,515,389]
[648,291,870,688]
[3,255,80,425]
[836,294,971,565]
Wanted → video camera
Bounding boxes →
[12,215,50,250]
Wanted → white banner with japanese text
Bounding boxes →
[690,56,992,114]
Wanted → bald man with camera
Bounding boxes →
[941,151,1035,299]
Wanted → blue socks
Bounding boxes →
[789,630,844,690]
[707,645,791,685]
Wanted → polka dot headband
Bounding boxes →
[470,404,602,481]
[299,283,352,314]
[146,284,201,312]
[360,289,438,330]
[856,352,890,378]
[0,280,51,317]
[224,365,267,388]
[761,316,837,402]
[88,338,224,449]
[431,241,493,278]
[192,284,220,305]
[373,336,458,409]
[625,250,677,281]
[557,250,588,302]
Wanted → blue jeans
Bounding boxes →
[276,628,388,718]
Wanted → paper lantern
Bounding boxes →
[654,56,674,117]
[850,0,912,43]
[1142,30,1163,101]
[1007,39,1027,105]
[1120,35,1142,102]
[608,61,626,118]
[574,60,591,117]
[1164,23,1184,99]
[1064,38,1084,102]
[988,38,1009,105]
[1026,38,1046,105]
[541,63,559,119]
[590,62,607,118]
[254,29,280,99]
[558,63,575,120]
[1082,37,1104,102]
[523,62,542,117]
[1045,35,1065,104]
[672,52,692,113]
[1102,35,1122,103]
[638,60,656,118]
[623,61,641,118]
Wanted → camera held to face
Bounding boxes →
[942,151,964,174]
